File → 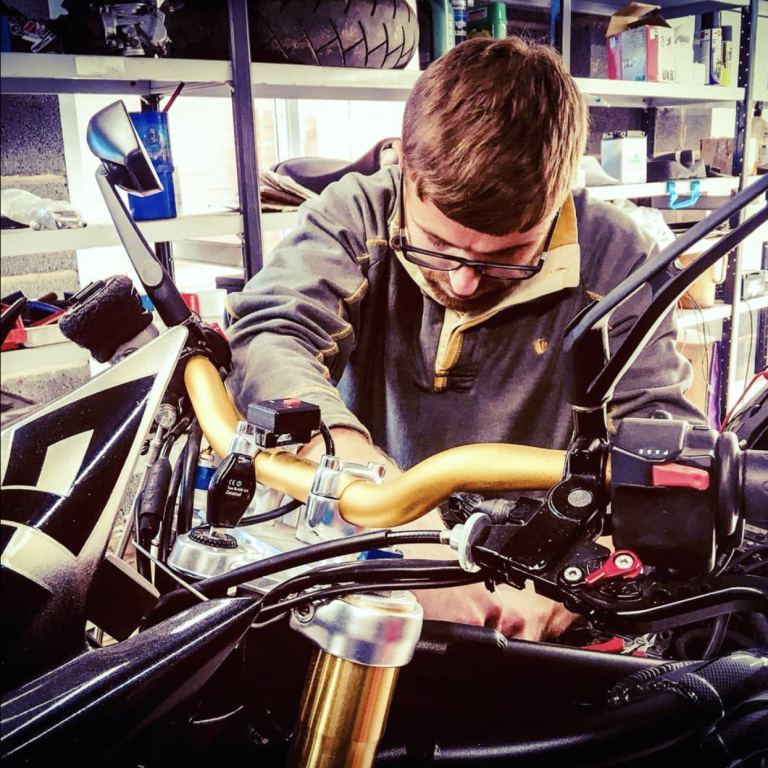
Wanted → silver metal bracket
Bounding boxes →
[296,456,386,544]
[290,591,423,667]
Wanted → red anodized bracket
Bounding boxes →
[585,550,643,587]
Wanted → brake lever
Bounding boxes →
[473,521,768,634]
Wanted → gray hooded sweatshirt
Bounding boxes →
[227,167,702,470]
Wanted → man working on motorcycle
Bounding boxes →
[226,36,705,640]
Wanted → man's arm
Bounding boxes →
[227,170,396,438]
[298,428,577,641]
[578,199,707,427]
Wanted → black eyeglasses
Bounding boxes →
[394,173,560,281]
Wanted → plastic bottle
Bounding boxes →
[451,0,468,46]
[0,188,84,230]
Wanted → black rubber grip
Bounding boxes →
[742,450,768,524]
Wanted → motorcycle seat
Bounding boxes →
[270,137,400,196]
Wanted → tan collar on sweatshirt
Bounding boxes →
[390,193,581,390]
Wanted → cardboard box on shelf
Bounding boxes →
[701,136,759,175]
[607,2,675,82]
[701,137,735,174]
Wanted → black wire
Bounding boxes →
[742,298,755,393]
[142,530,445,628]
[748,612,768,642]
[702,614,729,660]
[319,421,335,455]
[131,488,152,580]
[731,544,768,567]
[261,559,472,608]
[166,414,192,444]
[196,529,444,597]
[157,441,187,579]
[256,576,484,624]
[178,421,202,535]
[160,432,177,459]
[238,498,302,527]
[741,559,768,575]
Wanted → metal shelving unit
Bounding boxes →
[1,211,242,258]
[1,0,764,414]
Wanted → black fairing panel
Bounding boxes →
[0,379,153,691]
[2,378,153,555]
[1,326,188,693]
[0,597,262,767]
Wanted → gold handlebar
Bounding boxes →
[185,356,567,528]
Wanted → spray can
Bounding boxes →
[451,0,468,46]
[468,2,507,38]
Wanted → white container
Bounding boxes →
[601,133,648,184]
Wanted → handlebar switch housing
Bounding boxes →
[611,417,720,573]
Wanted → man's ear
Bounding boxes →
[392,139,403,166]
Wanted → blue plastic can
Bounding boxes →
[129,110,178,220]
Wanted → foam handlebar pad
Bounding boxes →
[60,275,153,363]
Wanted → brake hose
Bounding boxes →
[143,529,445,627]
[257,577,483,624]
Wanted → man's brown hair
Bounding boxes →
[401,36,587,235]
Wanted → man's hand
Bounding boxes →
[297,427,577,641]
[402,511,578,641]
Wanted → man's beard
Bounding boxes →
[421,270,512,312]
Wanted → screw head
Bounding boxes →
[614,554,635,570]
[562,566,584,584]
[293,604,315,624]
[567,489,593,508]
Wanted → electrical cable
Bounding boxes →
[742,297,755,394]
[720,370,767,431]
[319,420,335,455]
[702,614,729,660]
[260,559,473,608]
[195,529,444,597]
[741,559,768,575]
[156,442,187,594]
[178,420,202,535]
[143,530,446,627]
[731,543,768,567]
[238,498,302,527]
[256,576,484,624]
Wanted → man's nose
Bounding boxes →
[448,265,482,296]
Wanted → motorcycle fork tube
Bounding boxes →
[287,649,399,768]
[287,591,422,768]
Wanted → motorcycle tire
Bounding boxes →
[250,0,418,69]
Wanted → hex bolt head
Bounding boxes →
[562,566,584,583]
[614,554,635,570]
[293,604,315,624]
[567,489,593,508]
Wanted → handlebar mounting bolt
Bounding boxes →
[294,604,315,624]
[562,566,585,584]
[567,489,593,508]
[614,553,636,570]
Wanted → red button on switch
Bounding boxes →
[651,463,710,491]
[282,399,301,407]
